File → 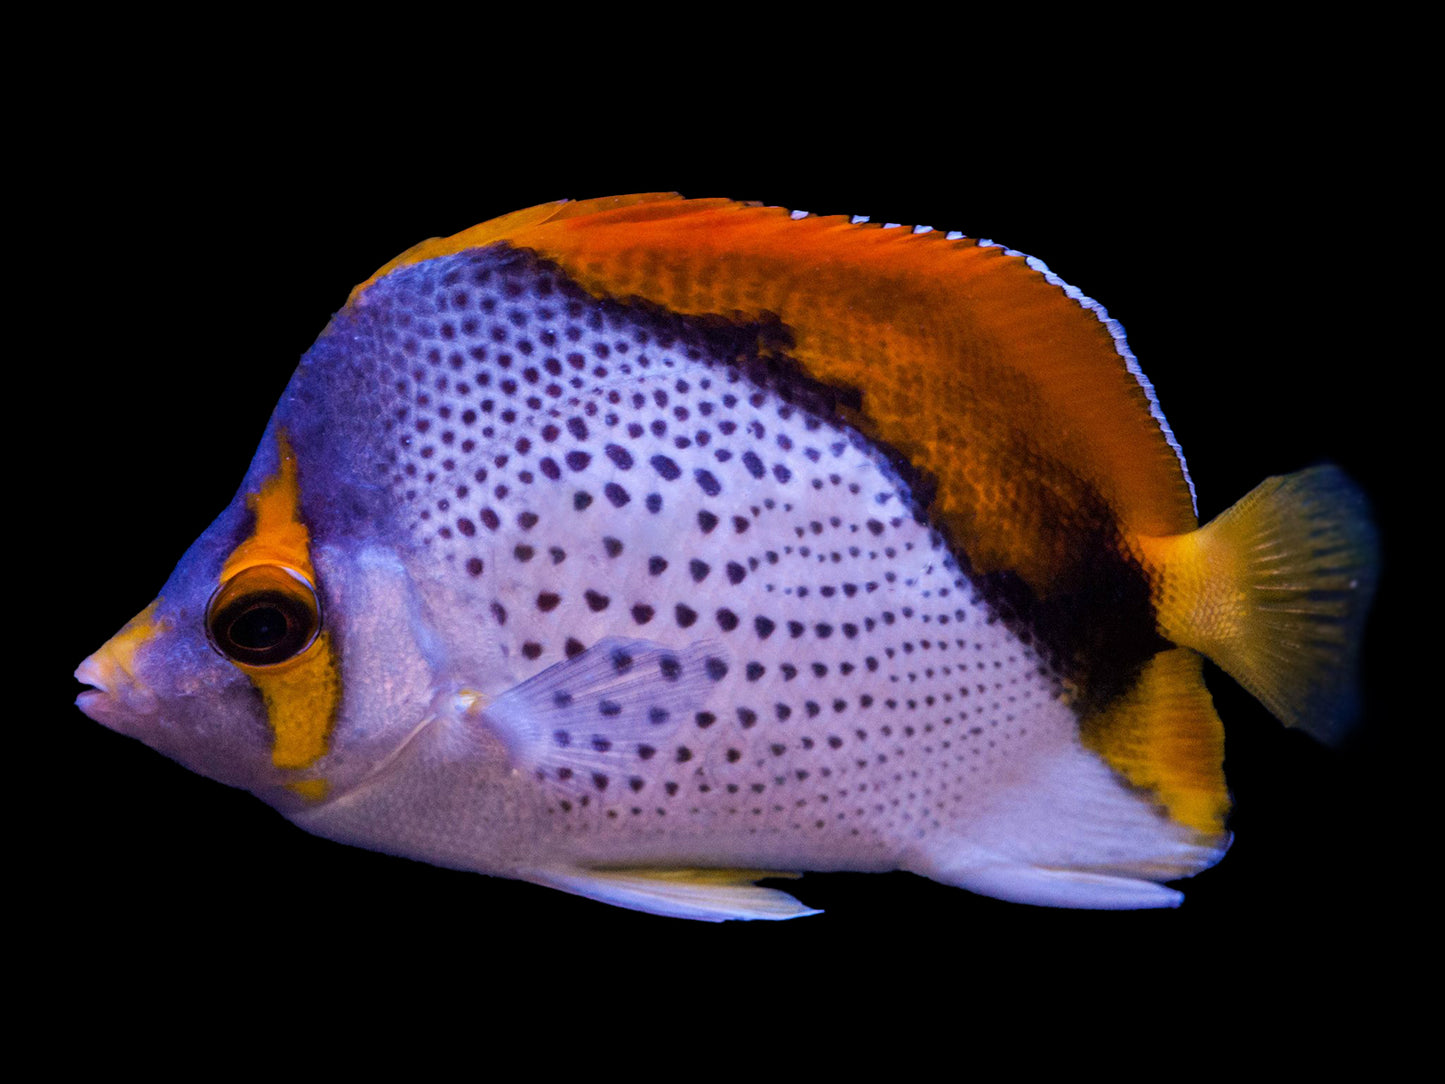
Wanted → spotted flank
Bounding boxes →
[75,194,1379,920]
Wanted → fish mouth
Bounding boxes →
[74,601,166,726]
[74,652,158,728]
[74,656,113,720]
[75,684,126,731]
[75,686,107,714]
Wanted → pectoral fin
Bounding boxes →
[481,637,727,797]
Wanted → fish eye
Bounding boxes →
[206,564,321,667]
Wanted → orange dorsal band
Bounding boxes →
[351,195,1197,593]
[344,195,1233,835]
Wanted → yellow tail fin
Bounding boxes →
[1141,466,1379,742]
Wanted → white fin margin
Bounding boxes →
[1023,252,1197,516]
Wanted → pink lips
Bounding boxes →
[75,650,158,730]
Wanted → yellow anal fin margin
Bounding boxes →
[1139,466,1379,742]
[530,867,821,922]
[1081,648,1229,838]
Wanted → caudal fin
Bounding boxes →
[1143,466,1379,742]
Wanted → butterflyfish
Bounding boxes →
[74,194,1378,921]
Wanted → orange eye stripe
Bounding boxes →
[218,431,339,790]
[220,433,316,584]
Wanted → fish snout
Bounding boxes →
[75,645,160,729]
[74,602,166,729]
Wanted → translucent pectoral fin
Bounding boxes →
[529,867,822,922]
[480,637,727,795]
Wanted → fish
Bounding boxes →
[74,193,1378,921]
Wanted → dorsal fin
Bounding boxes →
[351,195,1195,600]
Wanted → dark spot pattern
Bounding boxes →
[325,242,1103,855]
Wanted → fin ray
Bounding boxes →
[481,637,726,794]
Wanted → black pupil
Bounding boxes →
[230,600,291,650]
[213,588,316,665]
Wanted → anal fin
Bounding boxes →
[952,863,1186,909]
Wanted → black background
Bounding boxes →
[44,88,1400,1018]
